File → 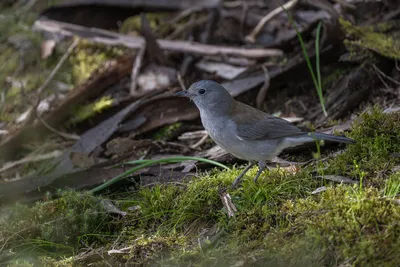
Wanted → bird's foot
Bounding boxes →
[231,162,255,189]
[253,162,268,183]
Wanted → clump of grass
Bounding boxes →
[384,171,400,198]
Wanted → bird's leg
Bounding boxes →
[231,162,255,188]
[253,161,267,183]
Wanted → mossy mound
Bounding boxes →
[1,108,399,267]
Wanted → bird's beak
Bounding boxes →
[174,91,196,98]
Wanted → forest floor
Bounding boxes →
[0,1,400,266]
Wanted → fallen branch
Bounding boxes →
[34,19,284,59]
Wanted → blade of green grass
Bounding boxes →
[315,21,324,113]
[282,6,327,116]
[91,156,230,193]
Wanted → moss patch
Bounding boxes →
[326,107,400,185]
[67,96,114,125]
[340,18,400,60]
[68,41,125,84]
[1,108,400,266]
[0,191,115,261]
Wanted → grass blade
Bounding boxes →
[282,6,328,116]
[315,21,326,116]
[91,156,230,193]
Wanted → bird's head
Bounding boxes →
[174,80,233,114]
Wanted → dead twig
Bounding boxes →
[130,45,146,95]
[395,60,400,72]
[38,39,79,96]
[178,130,208,140]
[35,109,80,141]
[177,72,187,91]
[190,132,209,149]
[223,0,266,8]
[80,240,113,267]
[219,188,237,217]
[167,16,208,40]
[316,175,359,184]
[372,64,400,86]
[333,0,356,10]
[0,150,62,175]
[245,0,299,43]
[23,38,79,126]
[170,6,205,24]
[34,19,284,59]
[256,65,270,109]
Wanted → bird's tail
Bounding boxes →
[309,132,356,144]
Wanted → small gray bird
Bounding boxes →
[175,80,355,187]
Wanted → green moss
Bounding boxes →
[340,18,400,59]
[282,185,400,266]
[7,260,35,267]
[326,107,400,185]
[0,191,115,260]
[151,122,183,140]
[321,67,348,89]
[69,41,125,84]
[67,96,114,125]
[2,106,400,266]
[120,13,171,35]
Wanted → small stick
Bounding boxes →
[38,38,79,95]
[245,0,299,43]
[35,108,80,141]
[22,38,79,126]
[256,65,270,109]
[395,60,400,72]
[0,150,62,174]
[130,44,146,95]
[372,64,400,86]
[219,188,237,217]
[190,132,209,149]
[177,72,187,91]
[333,0,356,10]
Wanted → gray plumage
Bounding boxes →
[175,80,355,187]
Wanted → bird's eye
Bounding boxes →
[198,89,206,95]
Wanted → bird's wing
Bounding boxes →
[231,101,305,140]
